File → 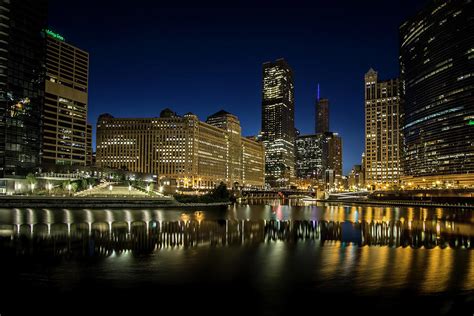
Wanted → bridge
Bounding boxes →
[240,189,311,199]
[326,191,369,200]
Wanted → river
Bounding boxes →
[0,201,472,315]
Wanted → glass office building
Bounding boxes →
[400,0,474,187]
[0,0,48,177]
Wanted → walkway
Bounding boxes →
[75,182,148,197]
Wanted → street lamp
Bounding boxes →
[30,183,35,193]
[109,185,113,192]
[47,183,53,195]
[67,184,72,196]
[128,185,132,193]
[146,185,150,193]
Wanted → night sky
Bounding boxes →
[49,0,427,174]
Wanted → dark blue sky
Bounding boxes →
[49,0,427,174]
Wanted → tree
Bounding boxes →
[148,182,154,195]
[62,180,71,191]
[136,179,144,188]
[26,173,38,193]
[87,177,96,186]
[80,178,88,191]
[70,182,79,193]
[210,182,230,201]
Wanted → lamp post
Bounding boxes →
[67,184,72,196]
[47,183,53,195]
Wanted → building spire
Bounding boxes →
[317,83,320,101]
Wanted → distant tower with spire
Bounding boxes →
[315,85,329,134]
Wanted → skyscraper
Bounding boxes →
[42,30,90,168]
[206,110,242,185]
[364,69,401,189]
[315,98,329,133]
[400,0,474,187]
[0,0,48,177]
[295,131,342,190]
[326,132,342,187]
[348,165,364,189]
[261,58,295,187]
[86,124,93,166]
[295,134,325,181]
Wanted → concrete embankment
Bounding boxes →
[0,196,231,208]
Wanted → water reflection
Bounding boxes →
[0,210,471,258]
[0,206,472,313]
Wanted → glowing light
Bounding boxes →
[180,213,190,222]
[195,211,204,223]
[44,29,64,41]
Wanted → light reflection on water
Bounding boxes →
[0,203,472,313]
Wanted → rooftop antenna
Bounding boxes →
[317,83,320,101]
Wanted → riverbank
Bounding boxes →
[323,198,474,209]
[0,196,232,208]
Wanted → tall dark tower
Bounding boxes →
[316,98,329,134]
[261,58,295,187]
[0,0,48,177]
[400,0,474,187]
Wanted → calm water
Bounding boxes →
[0,202,472,315]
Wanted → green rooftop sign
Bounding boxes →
[44,29,64,41]
[469,120,474,126]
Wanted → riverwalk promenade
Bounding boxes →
[0,196,232,208]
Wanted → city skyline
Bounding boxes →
[1,1,473,314]
[48,0,428,174]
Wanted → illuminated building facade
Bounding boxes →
[400,0,474,187]
[348,164,364,189]
[295,134,324,182]
[295,132,342,189]
[206,110,243,186]
[327,132,343,188]
[86,124,93,166]
[96,109,264,188]
[42,31,90,167]
[261,58,295,187]
[0,0,48,177]
[364,69,401,189]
